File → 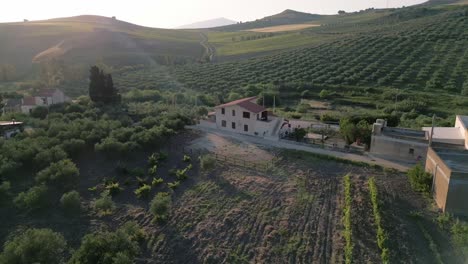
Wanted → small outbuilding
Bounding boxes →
[426,147,468,216]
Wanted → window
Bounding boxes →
[244,125,248,132]
[409,148,414,155]
[221,108,225,115]
[221,120,226,127]
[232,122,236,129]
[243,112,250,119]
[232,109,236,116]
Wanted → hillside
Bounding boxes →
[217,9,323,31]
[0,15,203,73]
[176,17,237,29]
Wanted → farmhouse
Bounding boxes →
[202,97,282,139]
[2,88,69,115]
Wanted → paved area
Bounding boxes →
[187,125,411,172]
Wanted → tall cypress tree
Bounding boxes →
[89,66,119,103]
[88,66,101,102]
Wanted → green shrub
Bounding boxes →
[93,192,116,216]
[148,165,157,176]
[105,182,122,196]
[167,181,180,190]
[134,184,151,199]
[61,139,86,156]
[176,168,188,181]
[183,155,191,162]
[31,106,49,119]
[152,177,164,186]
[149,192,171,223]
[407,163,432,195]
[200,155,215,171]
[33,146,68,168]
[35,159,79,190]
[60,190,81,215]
[68,223,141,264]
[451,220,468,259]
[0,228,67,264]
[14,185,48,212]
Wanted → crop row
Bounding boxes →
[343,174,353,264]
[368,177,390,263]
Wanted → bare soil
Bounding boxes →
[1,130,461,263]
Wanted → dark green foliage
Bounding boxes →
[0,228,67,264]
[149,192,171,223]
[451,220,468,259]
[61,139,86,156]
[33,146,67,168]
[30,106,49,119]
[89,66,120,104]
[35,159,79,189]
[60,190,81,215]
[14,185,48,212]
[291,128,307,142]
[407,163,433,194]
[340,118,371,146]
[0,181,11,204]
[68,222,142,264]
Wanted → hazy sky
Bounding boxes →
[1,0,427,28]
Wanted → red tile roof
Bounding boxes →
[215,96,267,113]
[22,97,36,106]
[36,89,56,97]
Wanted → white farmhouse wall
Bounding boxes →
[215,105,257,135]
[370,135,428,161]
[455,116,468,149]
[52,90,66,104]
[21,105,35,114]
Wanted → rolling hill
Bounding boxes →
[176,17,237,29]
[0,15,204,73]
[217,9,323,31]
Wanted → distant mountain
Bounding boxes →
[176,18,237,29]
[217,9,322,31]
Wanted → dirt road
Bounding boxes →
[188,125,410,172]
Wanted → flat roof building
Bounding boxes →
[426,147,468,216]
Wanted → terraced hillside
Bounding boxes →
[175,7,468,95]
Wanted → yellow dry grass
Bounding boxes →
[246,23,320,33]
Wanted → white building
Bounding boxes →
[19,89,69,114]
[201,97,282,140]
